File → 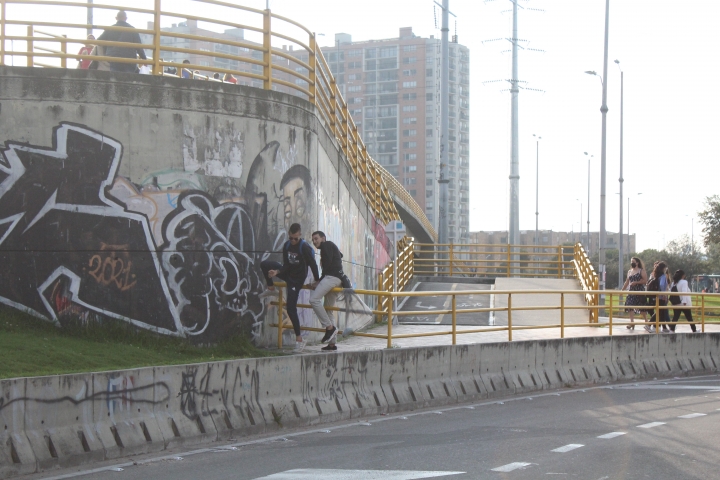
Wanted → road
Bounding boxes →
[399,282,492,326]
[33,375,720,480]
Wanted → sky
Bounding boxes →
[5,0,719,252]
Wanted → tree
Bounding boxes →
[699,195,720,247]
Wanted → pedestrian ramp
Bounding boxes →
[492,278,589,326]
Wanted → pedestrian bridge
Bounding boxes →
[0,1,718,349]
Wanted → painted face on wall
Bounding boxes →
[279,165,312,232]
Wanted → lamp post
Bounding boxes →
[533,134,541,269]
[87,0,94,36]
[583,152,593,256]
[576,199,583,249]
[628,192,642,260]
[614,59,624,291]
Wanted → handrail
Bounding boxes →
[0,0,433,246]
[268,282,720,349]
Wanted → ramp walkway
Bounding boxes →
[492,278,589,326]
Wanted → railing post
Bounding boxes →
[701,295,705,333]
[451,294,457,345]
[152,0,162,75]
[262,8,272,90]
[557,245,562,278]
[507,293,512,341]
[386,292,393,349]
[608,292,613,336]
[26,25,33,67]
[60,34,67,68]
[655,294,660,334]
[308,33,316,105]
[377,272,384,323]
[449,243,454,276]
[593,276,599,323]
[1,0,6,65]
[276,287,284,349]
[560,293,565,338]
[506,244,511,278]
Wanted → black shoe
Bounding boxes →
[321,327,337,343]
[321,344,337,351]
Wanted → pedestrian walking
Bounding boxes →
[670,269,697,332]
[97,10,147,73]
[259,223,319,353]
[621,256,648,330]
[310,231,346,351]
[646,261,671,333]
[77,34,95,69]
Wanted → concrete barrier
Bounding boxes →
[449,345,488,402]
[92,368,166,459]
[152,365,219,448]
[586,337,617,383]
[535,339,570,389]
[506,341,543,393]
[301,353,353,424]
[562,338,598,385]
[340,351,388,418]
[380,349,424,412]
[0,378,35,479]
[3,333,720,477]
[478,343,513,397]
[611,336,640,380]
[415,347,457,407]
[23,374,103,470]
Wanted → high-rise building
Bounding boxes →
[321,28,470,243]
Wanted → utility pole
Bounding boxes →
[615,59,624,291]
[87,0,93,36]
[508,0,520,264]
[438,0,451,259]
[598,0,610,304]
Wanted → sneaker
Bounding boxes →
[292,338,307,353]
[321,326,337,343]
[644,325,653,333]
[259,289,279,299]
[321,344,337,352]
[328,326,339,343]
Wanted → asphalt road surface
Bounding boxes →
[399,282,492,326]
[32,375,720,480]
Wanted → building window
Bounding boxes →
[350,97,363,104]
[403,129,417,136]
[426,141,434,148]
[347,73,359,81]
[404,154,417,161]
[402,117,417,124]
[403,93,418,100]
[404,165,417,172]
[402,81,417,88]
[426,68,433,77]
[379,46,397,58]
[402,105,417,112]
[426,93,433,101]
[403,45,417,52]
[403,69,417,76]
[347,49,362,57]
[402,141,417,148]
[409,189,417,196]
[426,179,433,186]
[348,61,362,69]
[347,85,362,93]
[403,177,417,185]
[403,56,417,64]
[426,129,433,137]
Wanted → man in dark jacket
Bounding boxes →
[310,231,345,351]
[260,223,319,352]
[98,10,147,73]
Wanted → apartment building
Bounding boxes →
[468,230,637,256]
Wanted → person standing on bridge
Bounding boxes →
[259,223,320,353]
[310,231,348,352]
[670,269,696,332]
[97,10,147,73]
[621,257,648,330]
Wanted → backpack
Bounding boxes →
[669,284,681,305]
[646,276,660,305]
[283,238,315,271]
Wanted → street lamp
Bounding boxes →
[614,59,624,291]
[583,152,593,256]
[628,192,642,260]
[576,198,583,249]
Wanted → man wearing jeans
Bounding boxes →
[310,231,345,351]
[259,223,319,353]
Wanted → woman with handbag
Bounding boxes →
[670,269,696,332]
[621,257,648,330]
[646,261,671,333]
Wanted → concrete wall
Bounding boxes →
[0,66,391,345]
[1,334,717,477]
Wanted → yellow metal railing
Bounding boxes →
[413,242,575,279]
[0,0,435,241]
[573,242,599,323]
[269,286,720,349]
[377,237,414,317]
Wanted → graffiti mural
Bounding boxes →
[0,120,389,344]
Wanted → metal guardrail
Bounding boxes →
[0,0,435,240]
[573,242,599,323]
[377,237,414,316]
[269,285,720,349]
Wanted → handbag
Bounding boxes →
[669,284,681,306]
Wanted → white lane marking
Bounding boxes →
[491,462,533,472]
[678,413,706,419]
[435,283,458,324]
[597,432,626,439]
[252,470,465,480]
[638,422,666,428]
[552,444,584,453]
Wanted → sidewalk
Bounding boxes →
[302,318,720,353]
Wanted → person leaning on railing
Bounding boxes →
[97,10,147,73]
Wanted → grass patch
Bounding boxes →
[0,307,275,380]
